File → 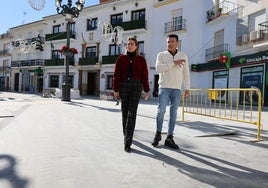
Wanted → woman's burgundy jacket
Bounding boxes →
[113,54,150,93]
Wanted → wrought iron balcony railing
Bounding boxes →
[11,59,43,67]
[44,59,64,66]
[45,31,76,41]
[78,57,98,65]
[102,55,119,65]
[0,49,10,56]
[112,20,146,31]
[236,21,268,45]
[206,0,242,22]
[205,43,229,61]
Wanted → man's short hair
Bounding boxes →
[167,34,179,41]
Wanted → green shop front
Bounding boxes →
[191,51,268,107]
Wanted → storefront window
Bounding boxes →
[212,70,229,103]
[240,65,263,105]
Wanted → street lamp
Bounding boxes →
[55,0,85,101]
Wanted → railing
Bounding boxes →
[182,88,263,142]
[11,59,43,67]
[45,31,76,41]
[78,57,98,65]
[112,20,146,31]
[207,0,242,22]
[205,43,229,61]
[258,21,268,40]
[0,49,10,56]
[0,66,11,73]
[102,55,119,65]
[164,18,186,33]
[44,59,64,66]
[237,21,268,45]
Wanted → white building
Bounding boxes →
[1,0,267,106]
[0,32,12,91]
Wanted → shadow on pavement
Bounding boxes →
[132,140,268,188]
[65,100,121,113]
[0,154,29,188]
[179,121,268,148]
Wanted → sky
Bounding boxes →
[0,0,99,34]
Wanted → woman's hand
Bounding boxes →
[114,92,120,99]
[144,92,149,100]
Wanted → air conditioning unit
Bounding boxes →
[241,34,248,43]
[249,31,259,41]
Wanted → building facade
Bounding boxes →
[0,0,267,106]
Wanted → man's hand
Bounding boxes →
[174,59,186,67]
[184,90,190,98]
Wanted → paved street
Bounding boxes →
[0,92,268,188]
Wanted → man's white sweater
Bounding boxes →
[156,50,190,90]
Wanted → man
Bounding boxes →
[152,34,190,149]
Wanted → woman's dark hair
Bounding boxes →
[125,37,140,56]
[167,34,179,42]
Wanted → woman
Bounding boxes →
[113,37,150,153]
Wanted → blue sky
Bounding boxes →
[0,0,99,34]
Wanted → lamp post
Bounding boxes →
[55,0,85,101]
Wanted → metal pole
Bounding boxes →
[62,21,71,101]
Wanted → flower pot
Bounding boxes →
[62,50,74,56]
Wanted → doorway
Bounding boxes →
[14,73,19,92]
[87,72,96,95]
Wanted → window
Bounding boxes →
[109,44,121,55]
[240,65,264,105]
[106,75,113,90]
[49,75,59,88]
[173,16,183,30]
[172,9,183,31]
[53,25,60,33]
[52,50,61,59]
[132,9,145,21]
[138,41,144,55]
[87,18,98,31]
[3,60,8,67]
[86,46,97,58]
[111,13,123,25]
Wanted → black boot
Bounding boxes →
[164,135,179,149]
[124,137,132,153]
[152,131,161,147]
[124,145,131,153]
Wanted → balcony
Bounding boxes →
[164,18,186,33]
[258,21,268,41]
[11,59,43,67]
[236,21,268,46]
[205,43,229,61]
[78,57,98,65]
[44,59,64,66]
[45,31,76,41]
[0,49,10,56]
[0,66,11,73]
[206,1,242,23]
[102,55,119,65]
[112,20,146,31]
